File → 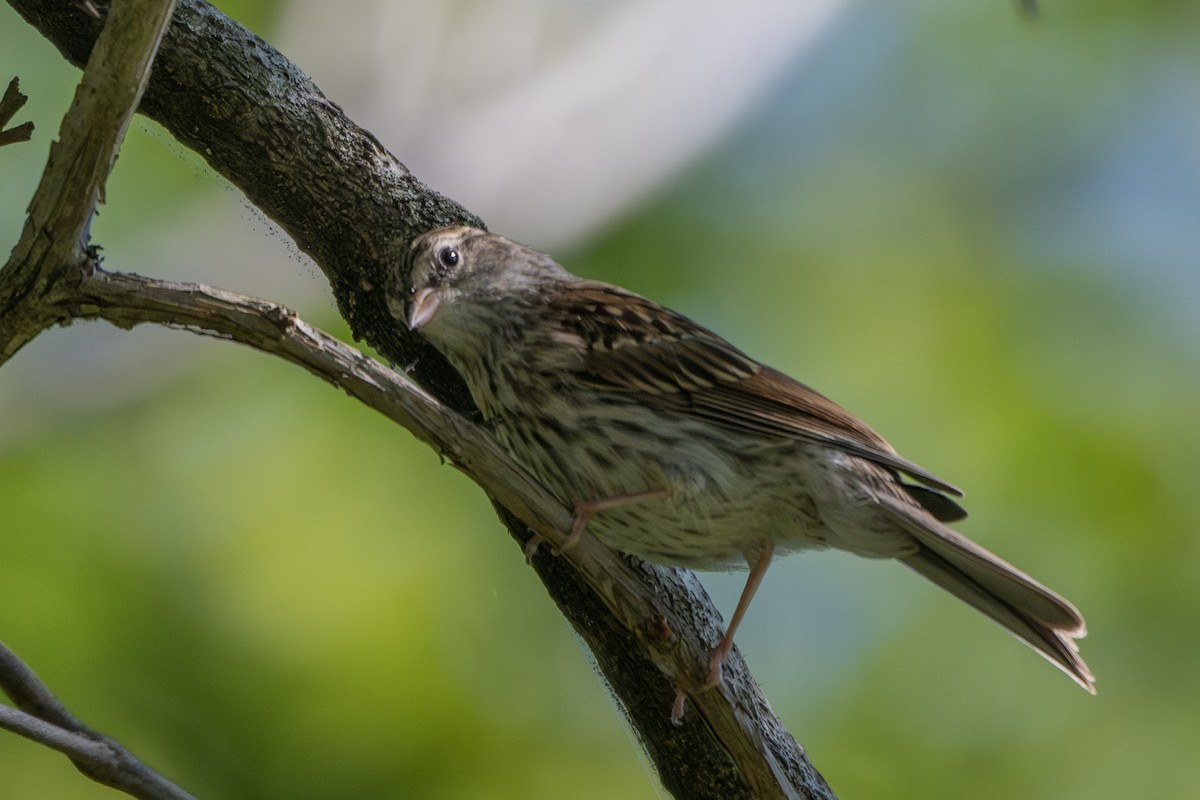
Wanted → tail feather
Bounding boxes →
[879,496,1095,693]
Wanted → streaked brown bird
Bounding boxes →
[390,225,1094,706]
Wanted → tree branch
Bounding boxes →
[1,0,175,357]
[0,77,34,145]
[0,642,198,800]
[0,4,199,795]
[2,1,836,797]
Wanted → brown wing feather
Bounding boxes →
[555,281,963,498]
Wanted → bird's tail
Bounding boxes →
[881,497,1095,692]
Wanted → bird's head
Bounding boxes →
[390,226,570,357]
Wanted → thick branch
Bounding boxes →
[3,1,836,797]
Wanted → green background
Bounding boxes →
[3,1,1198,798]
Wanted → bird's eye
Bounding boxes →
[436,246,459,269]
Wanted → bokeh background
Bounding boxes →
[3,0,1199,797]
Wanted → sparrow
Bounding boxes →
[389,225,1094,703]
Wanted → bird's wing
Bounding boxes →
[556,281,963,500]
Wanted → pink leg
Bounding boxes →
[704,541,775,688]
[523,488,668,564]
[559,488,669,552]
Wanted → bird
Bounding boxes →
[389,224,1094,704]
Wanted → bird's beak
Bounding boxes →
[405,286,440,330]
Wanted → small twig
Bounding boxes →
[0,77,30,126]
[0,77,35,145]
[0,705,95,756]
[0,641,198,800]
[0,638,89,731]
[0,121,34,146]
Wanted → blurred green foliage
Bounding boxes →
[3,0,1199,798]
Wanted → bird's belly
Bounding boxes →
[493,405,828,570]
[584,484,825,570]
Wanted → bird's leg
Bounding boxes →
[524,488,669,562]
[704,541,775,688]
[562,488,670,551]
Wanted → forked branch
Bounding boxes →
[0,77,35,146]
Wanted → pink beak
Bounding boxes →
[406,287,440,330]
